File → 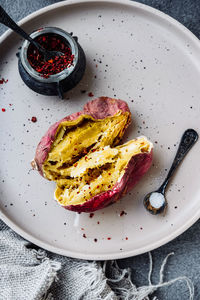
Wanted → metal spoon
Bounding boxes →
[144,129,198,215]
[0,5,63,61]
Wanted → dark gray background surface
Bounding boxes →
[0,1,200,299]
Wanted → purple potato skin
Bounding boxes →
[65,150,153,212]
[33,97,131,176]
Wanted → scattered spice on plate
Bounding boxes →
[94,238,98,242]
[1,108,6,112]
[88,92,94,97]
[31,116,37,123]
[120,210,127,217]
[27,34,74,78]
[83,233,87,238]
[107,237,111,240]
[0,78,8,84]
[125,237,128,240]
[89,213,94,218]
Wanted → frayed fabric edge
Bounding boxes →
[31,249,61,300]
[75,261,116,299]
[104,252,194,300]
[30,249,194,300]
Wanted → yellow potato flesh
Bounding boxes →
[54,138,152,206]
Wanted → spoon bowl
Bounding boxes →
[143,191,167,215]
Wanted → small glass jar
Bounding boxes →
[18,27,86,98]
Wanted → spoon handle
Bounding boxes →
[158,129,198,193]
[0,6,42,51]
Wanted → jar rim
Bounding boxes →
[20,27,79,83]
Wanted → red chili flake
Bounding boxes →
[1,108,6,112]
[85,156,88,160]
[27,34,74,78]
[88,92,94,97]
[140,227,143,230]
[108,185,111,188]
[97,221,100,224]
[91,149,96,152]
[107,237,111,240]
[9,104,12,106]
[96,185,100,189]
[89,213,94,218]
[77,191,80,194]
[81,227,84,230]
[31,116,37,123]
[0,78,8,84]
[120,210,127,217]
[74,163,78,167]
[74,148,77,151]
[125,237,128,240]
[83,233,87,238]
[94,238,98,242]
[108,173,111,176]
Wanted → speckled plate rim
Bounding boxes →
[1,0,200,260]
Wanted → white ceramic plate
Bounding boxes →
[0,0,200,260]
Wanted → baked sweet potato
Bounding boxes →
[32,97,153,212]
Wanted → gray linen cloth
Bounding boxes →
[0,219,194,300]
